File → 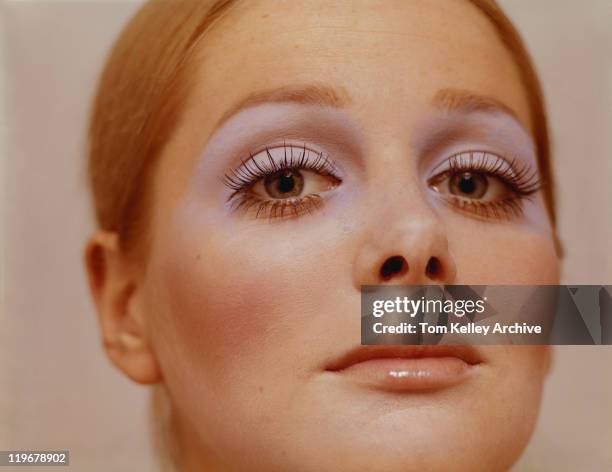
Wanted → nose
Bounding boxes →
[352,208,457,287]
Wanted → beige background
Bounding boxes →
[2,1,611,471]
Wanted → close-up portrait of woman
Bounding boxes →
[2,0,611,471]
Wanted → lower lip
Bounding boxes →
[331,357,476,392]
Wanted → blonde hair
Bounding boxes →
[89,0,239,258]
[88,0,557,469]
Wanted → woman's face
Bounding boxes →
[138,0,559,470]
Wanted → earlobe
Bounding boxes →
[84,231,162,385]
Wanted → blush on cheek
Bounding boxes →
[156,241,277,363]
[149,218,325,375]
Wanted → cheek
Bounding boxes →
[478,345,550,458]
[451,222,560,284]
[145,214,346,378]
[489,345,551,422]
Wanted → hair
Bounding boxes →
[88,0,239,260]
[87,0,558,469]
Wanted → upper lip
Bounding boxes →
[325,345,484,372]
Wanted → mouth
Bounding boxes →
[325,345,484,392]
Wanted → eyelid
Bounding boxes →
[227,142,341,180]
[429,150,516,176]
[413,110,538,172]
[223,142,342,201]
[427,150,541,193]
[222,143,343,220]
[424,149,543,222]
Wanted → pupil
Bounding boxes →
[277,172,295,194]
[459,173,476,194]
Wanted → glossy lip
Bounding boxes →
[325,345,484,392]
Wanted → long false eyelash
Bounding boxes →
[429,150,543,196]
[230,194,324,220]
[223,143,340,199]
[222,143,340,220]
[448,196,525,220]
[428,151,544,221]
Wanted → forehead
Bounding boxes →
[186,0,531,137]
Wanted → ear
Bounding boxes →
[84,231,162,384]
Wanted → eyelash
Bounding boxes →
[223,144,341,219]
[427,151,543,220]
[223,146,542,222]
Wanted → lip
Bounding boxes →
[325,345,484,392]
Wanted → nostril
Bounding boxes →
[380,255,408,280]
[425,256,441,279]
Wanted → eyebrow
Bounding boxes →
[432,88,522,121]
[212,84,523,139]
[214,83,351,130]
[414,88,533,158]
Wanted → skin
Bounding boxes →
[86,0,560,471]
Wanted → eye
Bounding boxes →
[428,151,542,220]
[439,171,513,202]
[252,168,336,200]
[223,144,342,219]
[265,169,304,198]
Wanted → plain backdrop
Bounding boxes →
[2,1,611,471]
